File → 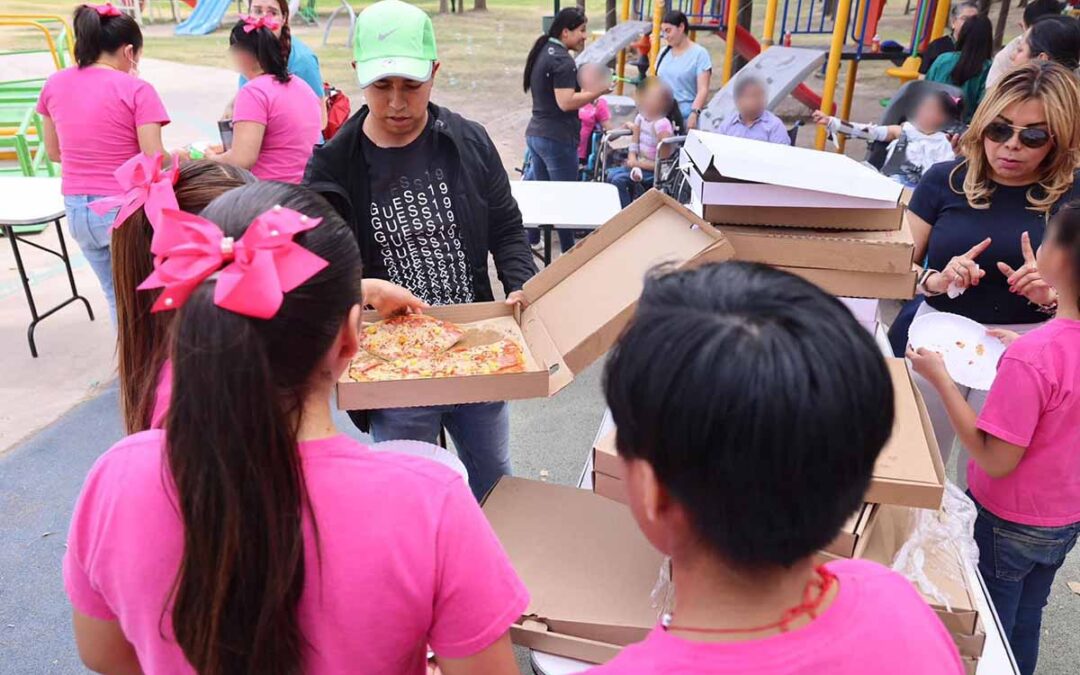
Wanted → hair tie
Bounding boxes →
[138,205,327,319]
[90,153,179,232]
[240,14,282,33]
[87,3,122,17]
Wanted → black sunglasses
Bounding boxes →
[983,121,1053,149]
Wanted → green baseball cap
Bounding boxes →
[352,0,438,88]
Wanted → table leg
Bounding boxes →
[53,219,94,321]
[542,225,553,266]
[5,224,41,357]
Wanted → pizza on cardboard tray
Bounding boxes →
[350,315,526,382]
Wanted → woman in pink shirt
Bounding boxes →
[910,204,1080,675]
[591,262,963,675]
[202,16,321,183]
[65,182,527,675]
[37,4,170,323]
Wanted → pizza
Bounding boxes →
[359,314,465,361]
[349,315,527,383]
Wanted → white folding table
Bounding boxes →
[0,177,94,357]
[509,181,621,266]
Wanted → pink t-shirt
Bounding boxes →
[148,359,171,430]
[588,559,963,675]
[972,318,1080,527]
[578,98,611,159]
[232,74,321,183]
[36,67,170,196]
[65,431,528,673]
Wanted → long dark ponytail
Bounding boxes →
[952,14,993,86]
[73,4,143,68]
[230,19,290,84]
[523,7,586,93]
[165,182,362,675]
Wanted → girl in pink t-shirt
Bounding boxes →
[199,16,320,183]
[591,262,963,675]
[64,182,527,675]
[36,4,170,323]
[909,204,1080,675]
[577,63,613,161]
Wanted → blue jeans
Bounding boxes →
[971,495,1080,675]
[524,135,579,253]
[369,401,511,500]
[63,195,117,325]
[606,166,654,208]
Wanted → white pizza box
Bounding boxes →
[683,131,904,231]
[336,190,735,410]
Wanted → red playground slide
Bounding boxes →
[727,25,834,113]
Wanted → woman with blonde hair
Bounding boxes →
[906,60,1080,472]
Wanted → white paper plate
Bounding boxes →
[909,312,1006,390]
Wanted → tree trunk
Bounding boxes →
[995,0,1011,51]
[474,0,486,9]
[439,0,448,13]
[733,0,753,72]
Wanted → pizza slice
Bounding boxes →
[359,314,465,361]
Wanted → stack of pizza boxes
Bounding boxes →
[590,359,986,669]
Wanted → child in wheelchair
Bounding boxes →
[577,63,615,178]
[812,89,962,186]
[605,79,677,207]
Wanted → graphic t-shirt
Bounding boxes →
[361,120,475,306]
[526,39,580,144]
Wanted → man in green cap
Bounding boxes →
[305,0,536,502]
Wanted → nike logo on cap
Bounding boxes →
[378,28,398,41]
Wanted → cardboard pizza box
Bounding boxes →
[779,266,917,301]
[823,503,880,559]
[867,359,946,510]
[482,477,665,664]
[336,191,735,410]
[592,429,622,480]
[718,221,915,274]
[683,131,904,231]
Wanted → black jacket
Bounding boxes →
[303,103,537,302]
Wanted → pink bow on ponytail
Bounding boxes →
[90,152,179,232]
[138,205,328,319]
[88,3,123,17]
[241,14,282,33]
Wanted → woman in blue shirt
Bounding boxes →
[226,0,326,129]
[656,10,712,130]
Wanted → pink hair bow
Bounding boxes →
[90,153,179,232]
[241,14,282,33]
[88,3,122,17]
[138,205,328,319]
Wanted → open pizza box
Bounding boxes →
[482,477,665,664]
[336,190,735,410]
[717,220,915,274]
[778,266,917,301]
[860,503,984,652]
[824,503,881,559]
[683,131,905,231]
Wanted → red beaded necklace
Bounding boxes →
[662,565,838,635]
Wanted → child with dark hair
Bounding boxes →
[988,0,1066,85]
[64,182,527,675]
[927,14,994,122]
[199,16,321,183]
[1012,14,1080,72]
[909,203,1080,675]
[36,3,170,323]
[813,89,961,185]
[590,262,964,674]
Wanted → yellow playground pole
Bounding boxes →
[762,0,780,47]
[616,0,631,94]
[837,59,859,153]
[930,0,951,41]
[815,0,855,150]
[722,0,739,83]
[648,0,665,76]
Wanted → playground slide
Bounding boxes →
[175,0,231,36]
[728,26,826,113]
[576,21,652,67]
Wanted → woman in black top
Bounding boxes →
[522,7,608,253]
[907,61,1080,470]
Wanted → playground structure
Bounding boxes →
[609,0,954,150]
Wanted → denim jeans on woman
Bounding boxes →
[369,401,511,501]
[63,195,118,325]
[971,494,1080,675]
[524,135,579,253]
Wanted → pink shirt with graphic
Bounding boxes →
[36,67,170,196]
[232,74,321,183]
[587,559,963,675]
[578,98,611,159]
[65,432,528,673]
[972,318,1080,527]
